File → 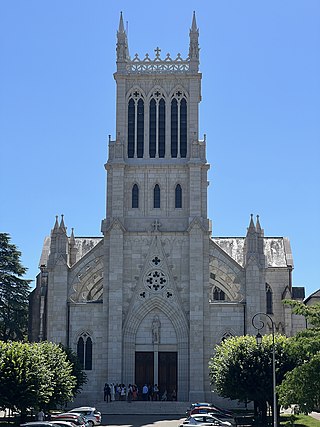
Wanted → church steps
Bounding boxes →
[96,401,189,415]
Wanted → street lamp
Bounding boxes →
[252,312,277,427]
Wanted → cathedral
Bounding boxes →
[29,13,306,404]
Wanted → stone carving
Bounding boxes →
[152,315,161,343]
[127,49,190,74]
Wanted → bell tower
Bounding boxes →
[102,11,209,235]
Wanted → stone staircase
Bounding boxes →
[97,400,189,415]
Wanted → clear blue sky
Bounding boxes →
[1,1,319,296]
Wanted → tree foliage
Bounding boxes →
[58,344,87,396]
[283,300,320,328]
[278,352,320,413]
[0,341,77,414]
[0,233,31,341]
[278,301,320,412]
[209,334,298,415]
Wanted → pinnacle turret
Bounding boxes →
[189,11,199,72]
[244,214,265,265]
[191,10,197,32]
[256,215,264,237]
[116,11,130,69]
[69,227,78,266]
[53,215,59,233]
[59,214,67,234]
[247,214,256,234]
[118,11,125,33]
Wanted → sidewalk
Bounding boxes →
[310,412,320,421]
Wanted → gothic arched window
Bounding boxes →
[132,184,139,208]
[171,92,187,158]
[158,98,165,158]
[212,286,225,301]
[128,98,135,158]
[149,96,166,158]
[180,98,187,158]
[266,284,273,314]
[154,184,160,209]
[221,332,233,342]
[149,99,156,158]
[127,93,144,158]
[137,99,144,158]
[171,99,178,158]
[175,184,182,208]
[77,333,92,370]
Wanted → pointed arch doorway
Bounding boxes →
[135,350,177,400]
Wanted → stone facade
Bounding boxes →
[29,13,306,404]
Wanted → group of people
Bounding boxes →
[104,383,139,402]
[103,383,176,402]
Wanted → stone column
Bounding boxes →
[106,221,124,382]
[188,221,205,402]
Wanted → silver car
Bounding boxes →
[180,414,232,427]
[68,408,101,427]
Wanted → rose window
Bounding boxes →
[145,270,167,292]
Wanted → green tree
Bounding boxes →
[0,233,31,341]
[59,344,87,396]
[278,301,320,412]
[209,334,298,423]
[278,352,320,413]
[283,300,320,327]
[0,341,77,417]
[0,341,51,418]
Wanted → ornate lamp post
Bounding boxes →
[252,312,277,427]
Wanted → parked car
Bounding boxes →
[21,423,58,427]
[68,407,101,427]
[189,406,235,422]
[51,413,88,427]
[187,403,234,418]
[179,414,233,426]
[51,421,77,427]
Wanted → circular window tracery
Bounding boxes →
[144,270,167,292]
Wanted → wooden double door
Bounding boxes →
[135,351,177,399]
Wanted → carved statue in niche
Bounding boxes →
[152,315,161,344]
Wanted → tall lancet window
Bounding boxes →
[171,90,187,158]
[266,284,273,314]
[171,99,178,157]
[128,98,135,158]
[158,98,165,157]
[127,91,144,158]
[77,333,92,370]
[137,99,144,158]
[175,184,182,208]
[180,98,187,157]
[149,92,166,158]
[149,99,156,158]
[132,184,139,208]
[154,184,160,208]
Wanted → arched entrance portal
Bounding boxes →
[123,297,189,401]
[135,351,177,400]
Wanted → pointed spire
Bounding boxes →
[256,215,262,234]
[191,11,198,32]
[247,213,256,234]
[116,11,130,68]
[189,11,199,72]
[256,215,265,255]
[70,227,75,245]
[59,214,67,234]
[53,215,59,232]
[118,11,125,33]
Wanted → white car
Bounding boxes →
[180,414,232,427]
[68,408,101,427]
